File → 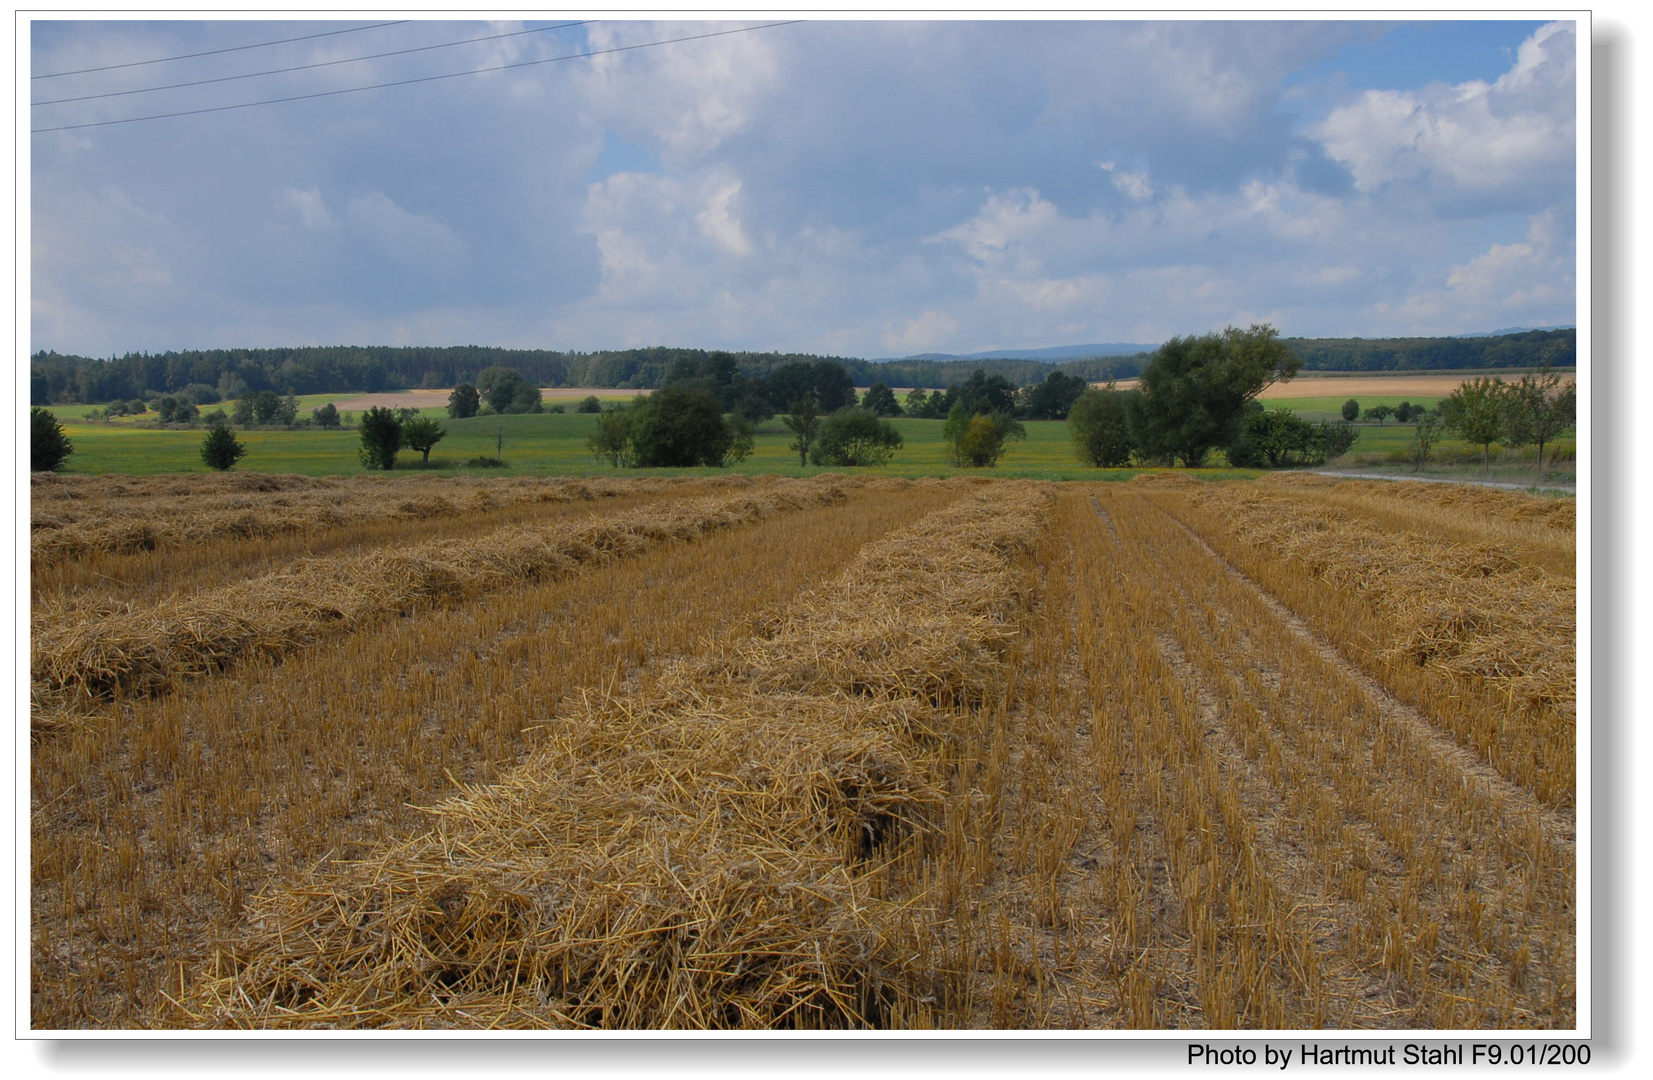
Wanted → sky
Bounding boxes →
[26,16,1579,359]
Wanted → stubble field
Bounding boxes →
[29,472,1575,1030]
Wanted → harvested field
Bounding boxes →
[30,474,1576,1031]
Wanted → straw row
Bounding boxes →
[1183,484,1574,714]
[1257,472,1575,532]
[170,485,1051,1028]
[30,473,691,566]
[32,480,847,712]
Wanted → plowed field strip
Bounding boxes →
[1106,488,1574,1028]
[32,483,959,1029]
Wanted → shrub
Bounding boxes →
[31,407,73,471]
[810,408,903,466]
[577,395,603,414]
[312,403,341,429]
[1341,398,1360,422]
[358,406,403,471]
[199,421,246,471]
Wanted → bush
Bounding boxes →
[577,395,603,413]
[810,408,903,467]
[199,421,246,470]
[944,402,1025,467]
[1068,386,1136,467]
[358,406,403,471]
[629,385,746,468]
[31,407,73,471]
[1341,398,1360,422]
[312,403,341,428]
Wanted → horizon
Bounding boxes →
[31,18,1577,358]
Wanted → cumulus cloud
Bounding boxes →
[284,187,338,231]
[28,19,1575,356]
[344,192,465,266]
[1314,21,1574,213]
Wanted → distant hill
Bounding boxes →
[875,342,1155,363]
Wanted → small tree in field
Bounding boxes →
[588,409,634,467]
[401,415,447,464]
[782,395,822,467]
[358,406,403,470]
[1502,366,1576,484]
[200,420,246,470]
[31,407,73,471]
[447,383,481,419]
[1341,398,1360,422]
[1409,410,1442,472]
[1068,386,1136,467]
[1366,404,1394,425]
[1440,376,1509,471]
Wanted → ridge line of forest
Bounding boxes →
[31,328,1575,406]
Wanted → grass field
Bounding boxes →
[34,393,1572,485]
[30,472,1576,1030]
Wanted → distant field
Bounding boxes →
[330,387,643,411]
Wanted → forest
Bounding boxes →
[30,329,1574,406]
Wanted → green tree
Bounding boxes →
[1131,324,1300,467]
[903,386,933,416]
[1025,370,1090,420]
[30,407,73,471]
[945,401,1024,467]
[811,408,904,466]
[477,366,542,414]
[782,394,822,467]
[860,382,902,417]
[1440,376,1509,471]
[199,420,246,471]
[1341,398,1360,422]
[401,415,447,464]
[447,383,481,419]
[587,410,634,467]
[576,394,603,413]
[1068,386,1136,467]
[358,406,403,471]
[250,389,282,424]
[1409,410,1443,472]
[1366,404,1394,425]
[1501,366,1576,484]
[628,385,742,467]
[312,402,341,428]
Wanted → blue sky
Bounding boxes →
[27,17,1578,358]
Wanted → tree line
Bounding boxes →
[30,328,1574,406]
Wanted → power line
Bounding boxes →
[33,21,409,80]
[32,22,803,134]
[34,21,588,107]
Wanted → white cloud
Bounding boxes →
[881,310,960,353]
[695,181,753,257]
[1314,21,1574,208]
[1101,162,1155,201]
[283,187,338,231]
[344,192,465,266]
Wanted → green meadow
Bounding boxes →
[34,389,1568,483]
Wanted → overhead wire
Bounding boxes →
[31,21,803,135]
[32,21,408,79]
[33,21,588,107]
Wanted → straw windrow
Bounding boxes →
[32,480,849,714]
[170,485,1051,1028]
